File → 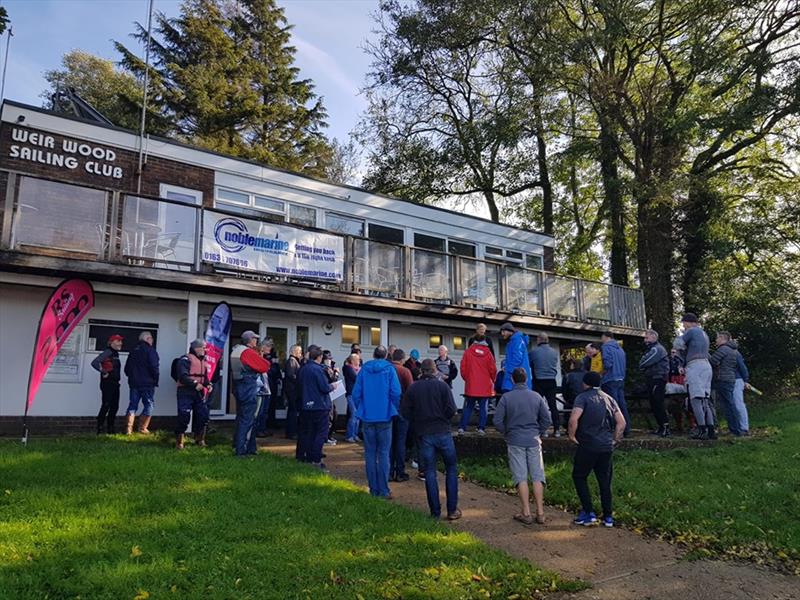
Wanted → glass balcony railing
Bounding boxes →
[0,172,647,330]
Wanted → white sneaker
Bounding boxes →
[542,431,550,438]
[411,460,419,469]
[477,429,486,436]
[325,438,337,446]
[457,428,465,435]
[554,430,562,438]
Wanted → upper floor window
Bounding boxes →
[288,204,316,228]
[526,254,543,270]
[254,195,284,213]
[327,213,364,236]
[448,240,476,257]
[369,223,404,245]
[414,232,445,252]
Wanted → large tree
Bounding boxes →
[115,0,332,176]
[359,0,546,224]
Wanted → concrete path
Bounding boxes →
[262,437,799,600]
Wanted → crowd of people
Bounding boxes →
[89,314,751,526]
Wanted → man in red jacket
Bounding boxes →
[459,340,498,435]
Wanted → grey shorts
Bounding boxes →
[507,444,545,485]
[685,359,712,400]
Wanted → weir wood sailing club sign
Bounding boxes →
[7,127,123,179]
[202,213,344,281]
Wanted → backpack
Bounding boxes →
[170,356,185,382]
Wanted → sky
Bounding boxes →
[0,0,379,142]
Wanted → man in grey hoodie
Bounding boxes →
[709,331,743,436]
[676,313,716,440]
[494,368,552,525]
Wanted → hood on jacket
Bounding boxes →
[727,340,738,350]
[362,359,394,375]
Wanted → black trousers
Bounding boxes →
[296,410,329,464]
[97,380,120,433]
[534,378,559,431]
[647,377,668,427]
[572,446,614,517]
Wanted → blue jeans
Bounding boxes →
[390,416,409,478]
[733,379,749,432]
[346,396,360,440]
[419,433,459,517]
[255,393,272,435]
[716,380,741,435]
[234,377,262,455]
[362,421,392,497]
[601,380,631,435]
[127,387,155,416]
[459,397,489,431]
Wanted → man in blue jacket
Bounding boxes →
[123,331,160,435]
[352,345,401,498]
[499,323,532,392]
[600,331,630,436]
[296,345,336,469]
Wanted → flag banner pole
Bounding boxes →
[23,279,95,445]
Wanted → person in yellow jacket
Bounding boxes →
[582,343,604,373]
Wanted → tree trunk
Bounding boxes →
[681,176,721,314]
[534,103,553,235]
[483,189,500,222]
[598,117,629,286]
[636,182,674,337]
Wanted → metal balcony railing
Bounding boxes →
[0,171,647,330]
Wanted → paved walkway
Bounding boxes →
[262,437,798,600]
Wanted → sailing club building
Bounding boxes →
[0,100,647,432]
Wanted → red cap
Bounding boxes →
[108,334,124,343]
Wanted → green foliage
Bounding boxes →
[41,50,147,132]
[0,6,9,36]
[112,0,331,176]
[0,435,582,599]
[460,402,800,575]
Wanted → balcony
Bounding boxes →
[0,172,647,331]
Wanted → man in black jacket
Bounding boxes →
[639,329,670,437]
[401,359,461,520]
[90,334,123,434]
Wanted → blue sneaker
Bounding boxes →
[573,511,598,526]
[602,516,614,528]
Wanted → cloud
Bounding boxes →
[292,34,363,101]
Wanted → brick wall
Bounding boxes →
[0,123,214,202]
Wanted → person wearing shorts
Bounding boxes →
[494,367,551,525]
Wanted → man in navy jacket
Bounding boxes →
[600,332,630,436]
[639,329,670,437]
[296,345,336,469]
[123,331,160,435]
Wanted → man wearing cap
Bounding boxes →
[175,339,212,449]
[123,331,160,435]
[677,313,716,440]
[296,345,337,469]
[91,334,124,434]
[230,330,270,455]
[499,323,532,392]
[568,371,626,528]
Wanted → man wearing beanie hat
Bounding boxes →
[676,313,716,440]
[567,370,626,528]
[174,339,212,449]
[90,334,124,434]
[498,323,532,393]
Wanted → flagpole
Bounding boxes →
[0,26,13,105]
[136,0,154,195]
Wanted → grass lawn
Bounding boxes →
[459,401,800,575]
[0,435,582,600]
